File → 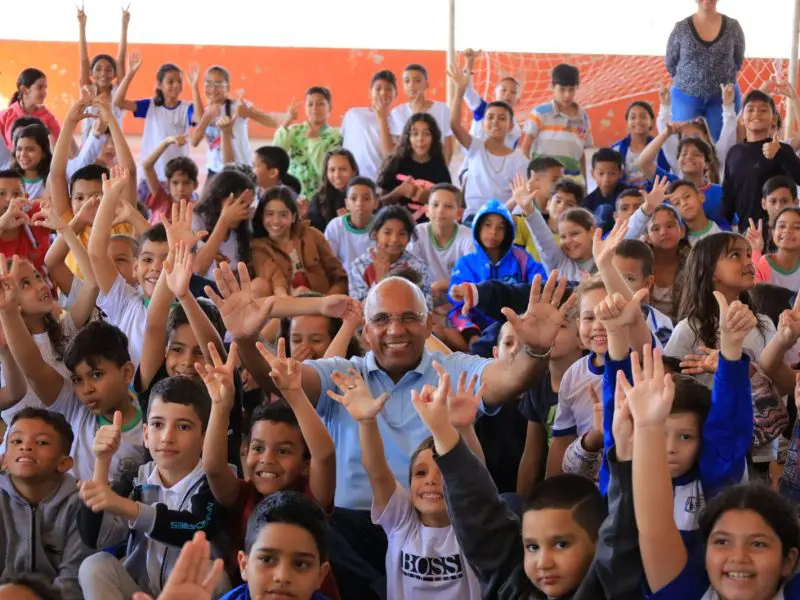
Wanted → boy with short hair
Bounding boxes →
[77,375,226,600]
[544,178,584,233]
[143,137,199,225]
[584,148,626,214]
[324,176,379,266]
[667,179,729,245]
[0,170,49,273]
[762,174,799,251]
[511,157,565,259]
[521,63,592,179]
[613,189,644,224]
[723,90,800,227]
[0,408,92,600]
[223,491,332,600]
[341,70,397,181]
[390,63,454,163]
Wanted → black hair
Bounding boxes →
[205,66,233,119]
[743,90,778,115]
[148,376,211,431]
[64,320,132,372]
[750,283,795,328]
[69,164,110,197]
[248,401,308,457]
[378,114,445,190]
[109,233,140,256]
[153,63,182,107]
[279,292,362,361]
[616,188,644,208]
[9,407,74,455]
[0,573,63,600]
[168,297,225,341]
[774,206,800,226]
[370,205,417,242]
[12,124,52,178]
[625,100,655,122]
[0,169,22,181]
[140,223,168,250]
[559,207,595,230]
[677,232,770,349]
[312,149,359,224]
[551,64,580,87]
[666,179,700,196]
[370,70,397,91]
[615,239,655,277]
[10,68,46,107]
[429,182,464,208]
[763,175,799,200]
[408,436,435,484]
[677,136,713,170]
[252,185,300,239]
[403,64,428,80]
[669,373,712,421]
[524,473,607,540]
[528,156,564,176]
[194,169,255,269]
[553,178,585,203]
[165,156,199,184]
[700,484,800,558]
[346,176,377,196]
[254,146,302,194]
[591,147,623,170]
[306,86,332,105]
[485,100,514,121]
[9,117,45,144]
[244,491,328,562]
[90,53,118,76]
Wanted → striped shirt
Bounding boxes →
[524,101,592,175]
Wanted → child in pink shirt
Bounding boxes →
[0,69,61,147]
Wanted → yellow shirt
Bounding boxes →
[62,210,135,277]
[512,214,560,263]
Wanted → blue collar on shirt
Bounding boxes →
[587,352,604,375]
[364,348,432,376]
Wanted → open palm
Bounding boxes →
[502,273,575,353]
[620,346,675,427]
[206,262,274,340]
[327,369,389,421]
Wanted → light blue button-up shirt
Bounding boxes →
[307,349,492,510]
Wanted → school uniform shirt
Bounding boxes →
[81,88,125,142]
[755,254,800,291]
[524,100,593,175]
[524,207,596,281]
[611,135,672,190]
[341,106,387,182]
[204,100,252,171]
[462,139,529,220]
[96,273,147,366]
[0,102,61,148]
[553,353,604,439]
[463,82,522,149]
[389,101,453,142]
[374,483,482,600]
[645,304,675,347]
[408,222,473,283]
[323,214,374,268]
[22,177,45,202]
[133,99,195,180]
[50,380,146,483]
[687,220,722,246]
[0,313,77,454]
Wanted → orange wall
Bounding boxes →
[0,40,788,147]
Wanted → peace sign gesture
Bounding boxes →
[196,342,239,412]
[500,272,576,355]
[744,218,764,255]
[0,254,21,312]
[258,338,302,392]
[432,361,487,429]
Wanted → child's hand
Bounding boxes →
[281,98,298,129]
[206,262,276,340]
[320,295,362,321]
[593,289,648,333]
[0,255,21,312]
[592,218,628,266]
[128,50,142,75]
[77,1,87,26]
[778,300,800,348]
[373,94,392,120]
[121,2,131,27]
[432,362,487,429]
[721,83,735,108]
[794,373,800,413]
[220,192,252,229]
[658,81,671,106]
[0,198,31,231]
[327,368,389,421]
[74,195,102,227]
[67,87,95,123]
[369,247,392,282]
[101,165,130,202]
[261,338,302,392]
[111,195,136,227]
[233,91,251,120]
[187,64,200,87]
[744,218,764,255]
[445,60,470,92]
[93,92,114,120]
[716,291,758,360]
[620,345,675,428]
[197,342,238,412]
[216,115,235,131]
[297,196,310,220]
[79,480,127,514]
[612,376,634,461]
[290,343,314,364]
[511,173,535,215]
[395,177,418,200]
[643,175,670,215]
[166,134,189,148]
[462,48,479,68]
[679,345,719,375]
[581,385,604,452]
[93,410,122,459]
[163,240,194,299]
[411,382,451,435]
[449,282,477,316]
[160,198,208,249]
[763,132,781,160]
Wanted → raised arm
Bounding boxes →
[217,116,236,166]
[192,190,251,277]
[117,6,130,80]
[112,50,142,113]
[186,64,204,124]
[94,94,136,204]
[759,302,800,396]
[446,61,473,149]
[50,93,92,218]
[78,7,90,87]
[635,127,673,181]
[144,137,181,196]
[260,339,336,509]
[88,166,131,294]
[0,332,27,411]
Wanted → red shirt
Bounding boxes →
[0,102,62,148]
[0,212,50,275]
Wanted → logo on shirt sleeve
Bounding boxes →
[401,551,465,582]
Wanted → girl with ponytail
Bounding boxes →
[0,68,62,149]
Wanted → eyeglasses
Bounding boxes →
[204,81,228,88]
[368,311,426,328]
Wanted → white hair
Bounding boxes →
[364,276,428,320]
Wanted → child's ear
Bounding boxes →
[698,192,706,204]
[644,275,655,291]
[782,547,800,579]
[317,561,331,590]
[121,361,135,386]
[237,550,249,580]
[492,346,499,359]
[57,455,74,475]
[301,459,310,479]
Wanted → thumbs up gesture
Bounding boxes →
[715,291,757,361]
[763,131,781,160]
[93,410,123,461]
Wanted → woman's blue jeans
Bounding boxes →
[670,83,742,142]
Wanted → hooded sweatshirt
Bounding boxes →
[449,199,545,331]
[0,472,91,600]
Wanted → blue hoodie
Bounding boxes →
[448,199,545,330]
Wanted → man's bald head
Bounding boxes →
[364,276,428,321]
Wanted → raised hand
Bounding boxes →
[327,368,389,421]
[658,81,671,106]
[92,410,122,460]
[593,289,648,333]
[93,92,115,120]
[778,297,800,348]
[612,375,634,461]
[500,272,577,354]
[715,291,757,359]
[160,198,208,249]
[0,254,21,312]
[282,98,298,129]
[163,240,193,299]
[320,295,362,321]
[196,342,238,412]
[449,282,477,316]
[411,382,450,434]
[258,338,302,391]
[445,60,470,92]
[618,345,675,428]
[511,172,535,215]
[74,195,102,227]
[166,134,189,148]
[432,362,486,429]
[744,218,764,255]
[67,87,96,123]
[373,94,392,120]
[764,132,782,160]
[721,83,735,108]
[128,50,142,75]
[369,247,392,282]
[220,192,252,229]
[216,115,235,131]
[187,64,200,88]
[679,345,719,375]
[77,1,87,26]
[79,480,125,513]
[643,175,671,215]
[290,343,314,364]
[205,262,276,340]
[592,218,629,266]
[122,2,131,27]
[0,198,31,231]
[581,384,604,452]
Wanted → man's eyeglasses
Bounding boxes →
[368,311,426,328]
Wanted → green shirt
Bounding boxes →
[273,122,343,197]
